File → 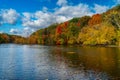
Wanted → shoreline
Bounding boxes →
[0,43,120,47]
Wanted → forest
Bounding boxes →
[0,5,120,46]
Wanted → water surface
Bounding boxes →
[0,44,120,80]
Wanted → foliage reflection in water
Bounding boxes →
[0,44,120,80]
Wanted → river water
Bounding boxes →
[0,44,120,80]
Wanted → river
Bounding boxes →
[0,44,120,80]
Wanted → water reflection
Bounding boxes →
[0,44,120,80]
[50,46,120,80]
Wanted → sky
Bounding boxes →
[0,0,119,37]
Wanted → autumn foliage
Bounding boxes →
[1,5,120,46]
[88,14,102,26]
[78,23,116,45]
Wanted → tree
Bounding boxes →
[55,22,69,45]
[42,28,50,44]
[78,23,116,45]
[88,14,102,26]
[67,22,80,44]
[116,29,120,46]
[103,10,120,29]
[78,16,91,29]
[0,34,10,43]
[28,35,38,44]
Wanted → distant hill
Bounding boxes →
[0,5,120,46]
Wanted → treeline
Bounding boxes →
[0,33,27,44]
[0,5,120,46]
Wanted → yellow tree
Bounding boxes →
[78,23,116,45]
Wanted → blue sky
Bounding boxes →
[0,0,119,37]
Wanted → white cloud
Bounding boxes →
[22,12,32,20]
[9,28,35,37]
[42,7,48,12]
[21,11,69,28]
[117,0,120,3]
[0,9,19,24]
[10,28,19,34]
[21,3,94,29]
[114,0,120,4]
[55,15,70,22]
[0,31,3,33]
[22,11,54,28]
[55,4,93,17]
[0,3,109,37]
[22,27,35,37]
[57,0,68,6]
[93,4,109,14]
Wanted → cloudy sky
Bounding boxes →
[0,0,119,37]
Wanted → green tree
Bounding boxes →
[103,11,120,29]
